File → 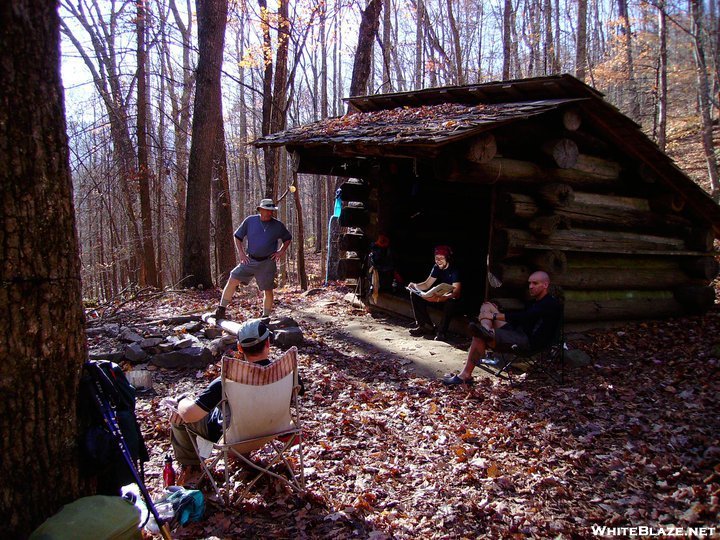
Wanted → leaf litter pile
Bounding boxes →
[126,284,720,538]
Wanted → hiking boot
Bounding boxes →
[213,306,228,320]
[409,324,433,336]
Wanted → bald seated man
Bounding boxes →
[443,271,562,386]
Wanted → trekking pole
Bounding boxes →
[89,376,173,540]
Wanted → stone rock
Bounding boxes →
[151,347,214,369]
[173,321,203,334]
[85,327,105,337]
[269,316,299,330]
[103,324,121,337]
[88,350,125,362]
[272,327,304,348]
[565,349,592,368]
[166,334,199,349]
[158,342,175,353]
[209,335,237,356]
[124,343,149,363]
[140,337,164,349]
[204,327,224,340]
[119,328,144,343]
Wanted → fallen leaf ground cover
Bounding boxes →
[121,280,720,539]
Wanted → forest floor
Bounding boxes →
[109,123,720,538]
[111,265,720,539]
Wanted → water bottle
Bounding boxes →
[163,455,176,488]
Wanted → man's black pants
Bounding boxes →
[410,295,459,334]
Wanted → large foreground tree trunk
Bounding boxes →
[182,0,228,289]
[0,0,88,536]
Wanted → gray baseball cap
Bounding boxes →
[237,318,271,347]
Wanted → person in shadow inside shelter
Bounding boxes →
[406,245,461,342]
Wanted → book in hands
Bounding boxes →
[406,282,454,298]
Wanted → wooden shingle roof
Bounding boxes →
[256,98,581,149]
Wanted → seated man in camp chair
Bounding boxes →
[167,319,276,484]
[442,271,561,386]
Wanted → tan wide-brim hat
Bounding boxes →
[257,198,279,211]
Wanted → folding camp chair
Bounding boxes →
[186,346,304,501]
[478,287,565,384]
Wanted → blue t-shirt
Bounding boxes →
[429,264,460,286]
[234,215,292,258]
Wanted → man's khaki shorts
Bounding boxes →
[230,258,277,291]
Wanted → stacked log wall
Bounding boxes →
[479,112,718,322]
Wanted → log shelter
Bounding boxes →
[255,75,720,325]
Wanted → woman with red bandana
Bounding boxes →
[406,245,462,341]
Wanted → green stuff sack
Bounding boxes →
[30,495,141,540]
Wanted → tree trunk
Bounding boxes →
[446,0,464,84]
[544,0,558,74]
[502,0,512,79]
[382,0,392,91]
[617,0,640,120]
[212,115,236,285]
[1,1,88,535]
[259,0,276,197]
[415,0,423,89]
[656,0,667,151]
[293,176,308,290]
[349,0,382,101]
[316,2,328,255]
[182,0,227,289]
[136,0,158,288]
[575,0,587,81]
[690,0,720,200]
[168,0,195,269]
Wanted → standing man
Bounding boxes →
[214,199,292,320]
[442,271,561,385]
[406,245,461,341]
